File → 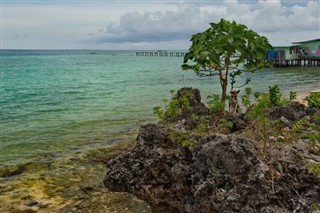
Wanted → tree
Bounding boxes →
[182,18,273,102]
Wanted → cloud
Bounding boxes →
[88,4,214,44]
[87,0,319,47]
[249,0,319,33]
[2,0,319,49]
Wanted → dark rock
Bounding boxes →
[25,200,38,206]
[104,124,320,213]
[177,87,202,106]
[269,102,308,121]
[163,87,210,124]
[225,113,250,133]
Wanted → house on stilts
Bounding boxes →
[265,38,320,67]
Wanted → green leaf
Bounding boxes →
[182,18,272,102]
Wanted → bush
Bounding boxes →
[269,85,282,106]
[207,94,226,113]
[306,92,320,109]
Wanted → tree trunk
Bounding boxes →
[221,79,227,103]
[219,68,228,103]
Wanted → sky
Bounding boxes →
[1,0,319,50]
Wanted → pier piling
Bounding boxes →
[136,51,186,57]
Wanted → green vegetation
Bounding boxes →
[306,163,320,174]
[310,203,320,212]
[207,94,226,114]
[289,91,297,101]
[241,87,252,110]
[153,90,193,121]
[167,131,193,147]
[153,106,164,120]
[182,18,272,102]
[269,85,283,106]
[154,85,319,150]
[306,92,320,109]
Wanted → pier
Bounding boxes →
[272,56,320,67]
[136,50,185,57]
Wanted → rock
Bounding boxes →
[225,113,250,133]
[104,124,320,213]
[176,87,202,106]
[163,87,210,125]
[25,200,38,206]
[269,102,311,121]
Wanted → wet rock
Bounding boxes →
[104,124,320,213]
[25,200,38,207]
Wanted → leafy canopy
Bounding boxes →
[182,18,273,101]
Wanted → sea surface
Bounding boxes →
[1,49,320,167]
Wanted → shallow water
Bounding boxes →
[1,50,320,167]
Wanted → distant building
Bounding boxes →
[266,38,320,67]
[292,38,320,59]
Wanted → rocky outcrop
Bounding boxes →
[269,101,319,121]
[104,123,320,213]
[162,87,210,125]
[104,88,320,212]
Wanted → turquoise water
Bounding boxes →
[1,50,320,166]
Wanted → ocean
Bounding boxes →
[1,49,320,167]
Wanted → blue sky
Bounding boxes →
[1,0,319,50]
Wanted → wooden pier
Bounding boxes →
[273,57,320,67]
[136,50,185,57]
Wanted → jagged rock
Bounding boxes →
[176,87,202,107]
[163,87,210,123]
[104,124,320,213]
[269,102,311,121]
[225,113,251,133]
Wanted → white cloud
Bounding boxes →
[2,0,319,49]
[87,4,214,44]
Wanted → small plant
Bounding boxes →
[253,91,264,100]
[289,114,320,146]
[180,95,192,111]
[207,94,226,113]
[180,140,193,147]
[153,106,164,119]
[217,118,233,134]
[167,131,193,147]
[153,90,192,120]
[247,93,273,152]
[245,87,253,97]
[310,203,319,212]
[248,93,270,118]
[241,87,253,110]
[289,91,297,101]
[268,85,290,106]
[269,85,282,106]
[308,131,320,147]
[195,116,207,133]
[306,92,320,109]
[241,95,250,110]
[306,163,320,174]
[166,98,182,117]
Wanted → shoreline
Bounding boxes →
[0,139,151,213]
[0,88,319,212]
[296,89,320,105]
